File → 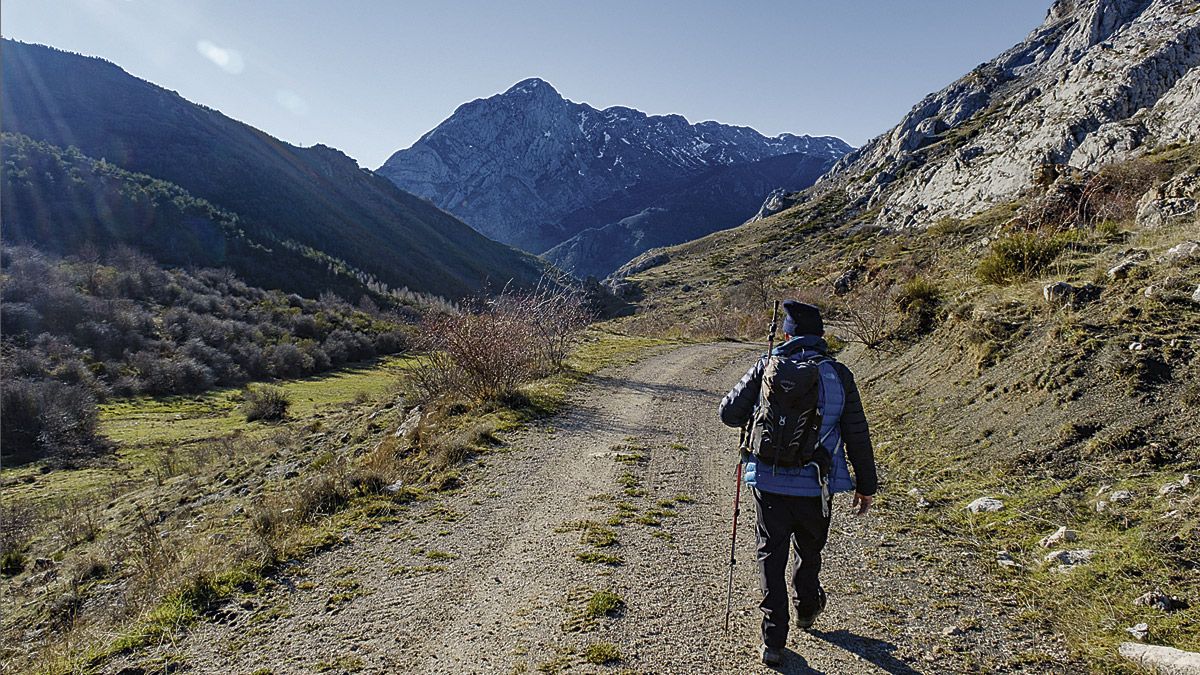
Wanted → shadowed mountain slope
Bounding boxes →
[0,40,549,300]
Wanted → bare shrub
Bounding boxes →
[504,282,593,371]
[833,286,898,350]
[411,283,590,402]
[242,384,291,422]
[52,497,103,550]
[1079,158,1172,225]
[0,501,37,575]
[0,378,102,463]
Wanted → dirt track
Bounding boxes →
[157,341,1071,674]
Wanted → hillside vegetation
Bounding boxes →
[615,143,1200,670]
[0,245,408,464]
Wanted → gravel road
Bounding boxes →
[158,341,1072,674]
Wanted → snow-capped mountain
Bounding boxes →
[378,78,850,255]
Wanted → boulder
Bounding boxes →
[1108,260,1138,280]
[1043,281,1075,305]
[833,268,861,295]
[393,406,423,440]
[1119,642,1200,675]
[1136,172,1200,229]
[751,188,803,221]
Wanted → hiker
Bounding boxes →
[719,300,878,666]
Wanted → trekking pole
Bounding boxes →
[724,300,779,632]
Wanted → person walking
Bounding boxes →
[719,300,878,666]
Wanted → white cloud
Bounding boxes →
[196,40,244,74]
[276,90,309,116]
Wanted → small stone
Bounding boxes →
[996,550,1022,569]
[1163,240,1200,261]
[1159,482,1183,496]
[942,625,964,637]
[1134,589,1189,613]
[966,497,1004,513]
[1181,474,1196,488]
[1039,526,1078,548]
[908,488,932,508]
[383,479,406,495]
[1128,342,1144,351]
[1108,260,1137,279]
[1044,549,1096,567]
[1192,285,1200,304]
[1126,623,1150,641]
[1109,490,1134,503]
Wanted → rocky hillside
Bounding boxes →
[821,0,1200,229]
[378,78,849,254]
[0,40,549,300]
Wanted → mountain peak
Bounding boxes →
[503,77,559,97]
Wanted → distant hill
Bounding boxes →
[0,40,549,300]
[377,78,849,255]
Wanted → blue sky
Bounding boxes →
[1,1,1051,168]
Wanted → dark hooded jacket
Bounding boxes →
[719,335,877,497]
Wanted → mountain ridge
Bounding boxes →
[378,77,850,253]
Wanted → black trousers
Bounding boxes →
[753,488,832,648]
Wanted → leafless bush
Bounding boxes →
[832,286,898,350]
[1079,159,1172,226]
[411,283,591,402]
[52,497,102,550]
[1,501,37,575]
[496,281,593,371]
[1017,159,1171,231]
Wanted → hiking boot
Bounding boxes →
[760,643,784,666]
[794,587,827,630]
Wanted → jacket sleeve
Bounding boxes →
[835,363,878,496]
[718,357,765,428]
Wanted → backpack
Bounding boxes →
[749,354,833,479]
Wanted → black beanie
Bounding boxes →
[781,300,823,336]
